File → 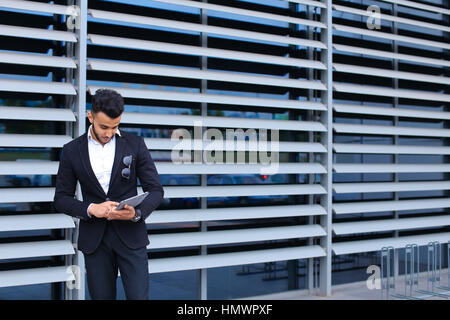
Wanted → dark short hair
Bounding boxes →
[91,89,124,118]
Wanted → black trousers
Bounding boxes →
[83,222,149,300]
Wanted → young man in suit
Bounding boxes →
[54,89,164,300]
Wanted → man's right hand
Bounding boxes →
[88,201,119,218]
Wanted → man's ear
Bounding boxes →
[87,111,94,124]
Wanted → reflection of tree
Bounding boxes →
[0,98,61,134]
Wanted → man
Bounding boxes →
[54,89,164,300]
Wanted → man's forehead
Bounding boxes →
[93,111,121,125]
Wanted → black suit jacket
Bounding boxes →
[53,130,164,254]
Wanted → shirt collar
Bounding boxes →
[87,125,121,145]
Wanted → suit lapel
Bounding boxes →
[78,134,107,197]
[107,134,125,196]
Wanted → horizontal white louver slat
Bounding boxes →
[333,4,450,32]
[0,134,72,148]
[333,104,450,120]
[0,266,75,288]
[0,79,76,95]
[333,143,450,155]
[88,85,326,111]
[333,233,450,255]
[0,51,76,69]
[333,181,450,194]
[148,245,326,274]
[0,24,77,42]
[333,198,450,215]
[0,214,75,232]
[148,204,326,224]
[333,24,450,50]
[0,106,75,122]
[0,240,74,260]
[334,123,450,137]
[333,216,450,235]
[88,60,326,90]
[333,44,450,68]
[0,0,75,15]
[120,112,326,131]
[148,225,326,249]
[145,138,326,153]
[88,34,326,70]
[334,164,450,173]
[89,9,326,47]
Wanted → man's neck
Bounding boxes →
[90,126,105,146]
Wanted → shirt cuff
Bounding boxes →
[87,203,93,218]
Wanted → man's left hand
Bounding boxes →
[107,204,135,221]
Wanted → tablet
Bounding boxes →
[115,192,149,210]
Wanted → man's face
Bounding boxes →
[87,111,121,145]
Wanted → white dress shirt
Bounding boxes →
[87,125,121,195]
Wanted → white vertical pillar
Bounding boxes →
[199,1,208,301]
[73,0,87,301]
[319,0,333,297]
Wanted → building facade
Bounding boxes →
[0,0,449,299]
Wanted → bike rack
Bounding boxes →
[414,241,450,299]
[380,246,396,300]
[380,241,450,300]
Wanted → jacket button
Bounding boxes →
[106,198,110,201]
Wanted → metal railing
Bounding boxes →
[381,241,450,300]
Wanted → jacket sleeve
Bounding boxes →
[53,145,91,220]
[135,137,164,221]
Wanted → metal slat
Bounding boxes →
[379,0,450,15]
[0,161,58,175]
[148,204,326,224]
[333,4,450,32]
[162,184,327,198]
[153,0,326,24]
[120,112,327,131]
[88,86,327,112]
[0,161,326,176]
[88,59,326,91]
[0,79,76,95]
[333,215,450,235]
[333,198,450,215]
[333,83,450,103]
[334,164,450,173]
[0,240,74,260]
[148,225,326,249]
[156,162,326,175]
[333,24,450,50]
[333,232,450,255]
[1,185,326,203]
[89,9,326,48]
[88,34,326,70]
[0,106,75,122]
[0,266,75,288]
[0,24,77,42]
[0,0,74,15]
[0,51,76,68]
[333,44,450,68]
[0,187,54,203]
[334,63,450,86]
[148,245,326,273]
[333,143,450,155]
[0,214,75,232]
[333,181,450,194]
[146,138,326,153]
[0,134,72,148]
[333,104,450,120]
[334,123,450,138]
